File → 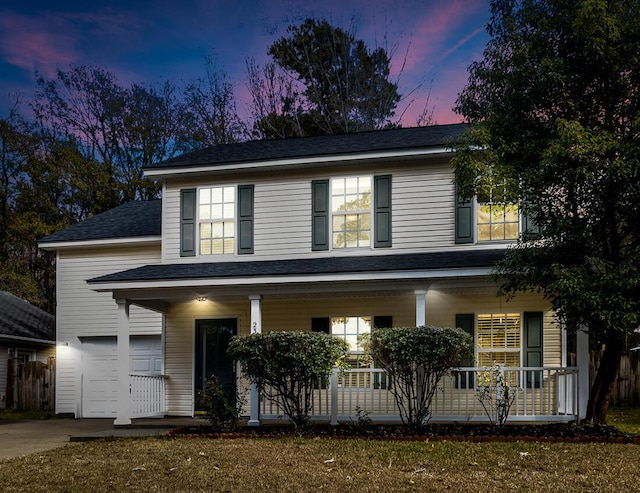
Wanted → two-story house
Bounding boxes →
[39,123,588,426]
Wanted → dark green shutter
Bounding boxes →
[311,317,330,334]
[373,316,392,329]
[455,313,475,389]
[237,184,254,254]
[524,311,543,387]
[373,175,392,248]
[311,180,329,251]
[180,188,196,257]
[521,207,540,240]
[373,316,392,389]
[455,186,474,244]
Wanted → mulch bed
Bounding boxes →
[167,422,640,444]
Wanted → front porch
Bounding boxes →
[131,365,580,424]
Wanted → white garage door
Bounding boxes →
[81,336,162,418]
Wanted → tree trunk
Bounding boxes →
[585,332,624,424]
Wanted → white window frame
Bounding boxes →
[476,313,522,387]
[475,198,520,242]
[330,175,373,250]
[197,185,236,256]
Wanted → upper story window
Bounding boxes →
[476,183,519,241]
[180,185,254,257]
[199,186,236,255]
[312,175,391,251]
[455,179,525,244]
[331,176,372,249]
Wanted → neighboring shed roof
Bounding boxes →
[39,200,162,245]
[148,124,467,170]
[89,250,504,284]
[0,291,55,344]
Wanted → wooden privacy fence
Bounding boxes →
[590,350,640,406]
[6,357,55,411]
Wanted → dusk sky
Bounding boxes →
[0,0,492,126]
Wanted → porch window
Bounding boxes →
[331,316,372,366]
[331,316,372,387]
[199,186,236,255]
[476,313,521,367]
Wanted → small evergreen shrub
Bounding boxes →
[227,331,349,428]
[365,325,473,428]
[197,375,242,431]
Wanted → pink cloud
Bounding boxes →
[394,0,487,74]
[0,11,79,77]
[0,8,143,79]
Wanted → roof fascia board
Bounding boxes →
[143,147,452,178]
[88,266,493,292]
[0,334,56,345]
[39,235,161,251]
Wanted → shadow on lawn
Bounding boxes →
[168,419,640,444]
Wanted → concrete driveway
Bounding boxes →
[0,418,198,461]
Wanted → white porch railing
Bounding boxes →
[130,374,166,418]
[255,366,579,424]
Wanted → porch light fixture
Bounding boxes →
[196,296,207,302]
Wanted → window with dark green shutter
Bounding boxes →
[180,188,196,257]
[314,175,392,251]
[183,185,254,257]
[454,313,475,389]
[373,175,392,248]
[311,180,329,251]
[237,184,254,254]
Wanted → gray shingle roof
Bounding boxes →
[88,250,504,284]
[148,124,467,170]
[0,291,55,343]
[39,200,162,244]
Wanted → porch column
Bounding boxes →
[248,295,262,426]
[576,326,589,420]
[415,290,427,326]
[114,299,131,426]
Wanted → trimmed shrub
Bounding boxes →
[196,375,242,431]
[365,326,473,428]
[227,331,349,428]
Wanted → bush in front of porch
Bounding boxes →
[228,331,349,429]
[365,325,473,428]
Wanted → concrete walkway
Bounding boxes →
[0,418,206,461]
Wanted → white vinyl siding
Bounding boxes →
[425,289,561,367]
[161,159,465,263]
[55,245,162,415]
[164,300,249,416]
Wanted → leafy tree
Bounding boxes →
[33,65,187,201]
[365,326,473,428]
[228,331,348,428]
[453,0,640,424]
[0,106,33,254]
[183,55,246,147]
[246,58,304,139]
[252,18,401,137]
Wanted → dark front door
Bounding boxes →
[195,318,237,411]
